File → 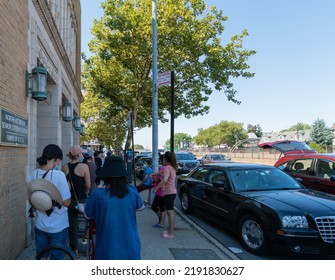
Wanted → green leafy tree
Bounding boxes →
[82,0,256,149]
[134,144,144,150]
[80,92,127,148]
[309,142,323,153]
[165,132,193,149]
[247,124,263,137]
[193,126,219,147]
[311,118,333,151]
[280,123,311,132]
[193,121,247,147]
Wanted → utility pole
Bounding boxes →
[151,0,158,204]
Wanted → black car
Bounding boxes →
[175,152,199,174]
[177,162,335,256]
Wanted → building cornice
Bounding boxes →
[32,0,83,102]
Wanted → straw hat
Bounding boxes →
[27,179,63,212]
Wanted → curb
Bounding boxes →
[173,206,240,260]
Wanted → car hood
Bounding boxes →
[258,140,315,156]
[177,159,198,164]
[245,189,335,215]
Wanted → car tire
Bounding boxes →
[238,214,268,255]
[180,190,193,214]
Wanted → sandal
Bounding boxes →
[160,231,174,239]
[152,223,165,228]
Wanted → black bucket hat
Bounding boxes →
[96,156,127,178]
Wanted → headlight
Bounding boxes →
[282,216,308,228]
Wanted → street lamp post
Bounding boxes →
[151,0,158,204]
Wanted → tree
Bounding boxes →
[134,144,144,150]
[247,124,263,137]
[280,123,311,132]
[311,119,333,151]
[193,120,247,147]
[165,132,192,149]
[193,126,219,147]
[217,121,248,147]
[82,0,256,150]
[80,91,127,148]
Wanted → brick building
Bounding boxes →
[0,0,82,259]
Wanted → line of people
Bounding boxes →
[27,143,177,260]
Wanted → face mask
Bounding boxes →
[79,157,84,163]
[54,164,60,170]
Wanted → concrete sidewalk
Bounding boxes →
[17,190,237,260]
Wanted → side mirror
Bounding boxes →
[212,180,227,189]
[330,175,335,182]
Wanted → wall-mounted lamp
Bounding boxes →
[26,66,48,101]
[60,101,73,122]
[80,124,86,136]
[73,116,81,131]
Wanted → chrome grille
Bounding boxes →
[315,216,335,243]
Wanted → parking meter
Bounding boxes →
[126,149,133,183]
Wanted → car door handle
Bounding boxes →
[312,179,321,183]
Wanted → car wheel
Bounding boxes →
[238,214,268,255]
[180,190,193,214]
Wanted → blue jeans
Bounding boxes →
[35,227,69,260]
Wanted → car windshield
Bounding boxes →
[176,153,194,160]
[211,154,226,160]
[229,168,302,192]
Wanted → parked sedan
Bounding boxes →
[258,140,335,195]
[175,152,199,174]
[199,153,231,164]
[177,162,335,256]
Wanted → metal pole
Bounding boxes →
[170,71,175,152]
[150,0,158,204]
[131,111,137,187]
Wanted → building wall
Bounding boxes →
[0,0,82,259]
[0,0,30,260]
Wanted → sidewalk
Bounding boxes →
[17,190,237,260]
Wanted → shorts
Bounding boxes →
[151,194,165,213]
[163,194,176,211]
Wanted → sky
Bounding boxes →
[80,0,335,149]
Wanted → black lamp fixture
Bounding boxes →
[25,65,48,101]
[60,100,73,122]
[73,116,81,131]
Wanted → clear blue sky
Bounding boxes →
[81,0,335,149]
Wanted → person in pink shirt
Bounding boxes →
[150,155,166,228]
[154,151,177,239]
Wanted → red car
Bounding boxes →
[258,140,335,195]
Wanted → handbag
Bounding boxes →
[67,167,86,215]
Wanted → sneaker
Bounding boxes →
[81,238,87,245]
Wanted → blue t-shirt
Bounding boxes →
[143,166,153,186]
[85,185,144,260]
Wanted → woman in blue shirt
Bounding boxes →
[85,156,144,260]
